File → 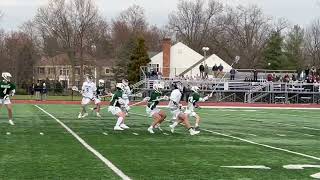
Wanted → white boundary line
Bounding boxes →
[130,112,320,161]
[202,128,320,161]
[156,105,320,110]
[34,105,131,180]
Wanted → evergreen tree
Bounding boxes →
[128,37,151,83]
[263,31,286,69]
[113,37,136,82]
[284,25,304,69]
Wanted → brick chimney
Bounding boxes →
[162,38,171,77]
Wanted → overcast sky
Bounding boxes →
[0,0,319,31]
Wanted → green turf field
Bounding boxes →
[1,104,320,179]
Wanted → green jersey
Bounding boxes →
[147,91,162,110]
[110,90,123,107]
[96,86,105,97]
[189,92,200,105]
[0,81,16,98]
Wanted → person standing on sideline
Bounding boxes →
[230,68,236,80]
[199,64,205,78]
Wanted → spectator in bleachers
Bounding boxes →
[292,74,297,81]
[253,69,258,82]
[218,64,224,77]
[267,73,273,81]
[311,66,316,76]
[230,68,236,80]
[212,64,218,78]
[199,64,205,78]
[283,74,290,83]
[305,66,310,77]
[204,64,209,79]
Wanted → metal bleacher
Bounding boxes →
[136,67,320,104]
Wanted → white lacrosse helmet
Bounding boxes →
[173,81,183,91]
[85,74,94,82]
[2,72,12,82]
[122,79,129,86]
[191,86,200,93]
[153,83,164,93]
[98,79,105,86]
[116,83,124,91]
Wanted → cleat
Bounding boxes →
[169,124,175,133]
[78,113,82,119]
[82,113,88,118]
[147,127,155,134]
[120,124,130,129]
[96,112,101,118]
[8,120,14,126]
[190,129,200,136]
[195,126,200,131]
[114,126,124,131]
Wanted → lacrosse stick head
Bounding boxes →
[235,56,240,64]
[71,86,79,91]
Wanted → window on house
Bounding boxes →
[75,68,80,75]
[38,67,45,74]
[48,68,55,75]
[59,68,69,76]
[105,68,110,74]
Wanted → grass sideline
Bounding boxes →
[1,104,320,179]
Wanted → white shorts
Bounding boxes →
[170,109,183,120]
[81,97,93,105]
[108,106,122,116]
[94,97,101,105]
[0,98,11,105]
[146,107,160,117]
[185,110,197,117]
[123,99,129,106]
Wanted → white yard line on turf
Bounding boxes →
[156,105,320,110]
[130,112,320,161]
[202,128,320,161]
[34,105,131,180]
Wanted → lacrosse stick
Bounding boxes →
[71,86,82,93]
[129,97,150,107]
[209,56,240,97]
[129,92,143,98]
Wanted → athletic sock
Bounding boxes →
[116,117,123,127]
[172,121,179,127]
[195,123,199,127]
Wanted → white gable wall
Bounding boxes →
[150,42,232,78]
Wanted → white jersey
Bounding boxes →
[81,81,97,99]
[122,85,131,100]
[168,89,182,110]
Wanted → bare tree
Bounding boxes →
[168,0,223,51]
[34,0,101,85]
[118,5,148,34]
[218,5,272,68]
[305,19,320,66]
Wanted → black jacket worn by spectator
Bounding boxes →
[199,64,205,72]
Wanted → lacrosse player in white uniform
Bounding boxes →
[121,79,131,115]
[78,75,97,119]
[168,82,200,135]
[0,72,16,125]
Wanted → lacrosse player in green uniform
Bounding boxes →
[93,79,106,117]
[146,83,168,134]
[108,83,130,131]
[0,72,16,125]
[185,86,211,130]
